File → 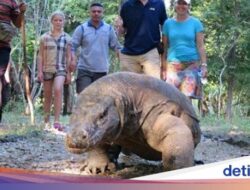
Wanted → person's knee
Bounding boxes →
[54,86,63,96]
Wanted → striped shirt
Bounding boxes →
[39,31,71,73]
[0,0,19,47]
[0,0,19,23]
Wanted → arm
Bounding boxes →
[196,32,207,77]
[4,60,12,83]
[37,40,44,82]
[160,35,168,81]
[65,43,72,84]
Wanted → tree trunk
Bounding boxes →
[63,84,75,115]
[20,4,35,124]
[225,75,234,121]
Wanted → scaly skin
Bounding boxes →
[66,72,201,174]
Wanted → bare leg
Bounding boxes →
[147,114,194,170]
[43,80,53,123]
[53,76,65,123]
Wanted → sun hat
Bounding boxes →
[175,0,191,4]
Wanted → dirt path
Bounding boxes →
[0,127,250,179]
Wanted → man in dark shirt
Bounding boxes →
[116,0,167,79]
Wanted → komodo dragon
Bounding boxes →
[66,72,201,174]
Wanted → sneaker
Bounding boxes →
[53,122,64,131]
[44,122,51,131]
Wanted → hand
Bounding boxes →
[115,49,120,60]
[19,2,27,14]
[114,16,125,35]
[37,71,43,82]
[4,71,10,83]
[114,16,123,28]
[201,65,207,78]
[64,73,71,85]
[160,69,167,81]
[69,62,76,73]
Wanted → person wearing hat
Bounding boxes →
[161,0,207,100]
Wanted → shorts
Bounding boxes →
[0,47,11,71]
[43,70,67,81]
[166,61,202,99]
[120,48,160,79]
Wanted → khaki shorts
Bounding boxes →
[119,48,160,79]
[43,70,67,81]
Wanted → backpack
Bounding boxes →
[0,22,17,42]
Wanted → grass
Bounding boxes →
[1,106,250,138]
[200,114,250,135]
[0,110,70,138]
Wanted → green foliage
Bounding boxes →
[0,123,42,139]
[6,0,250,123]
[62,0,121,33]
[200,115,250,134]
[192,0,250,116]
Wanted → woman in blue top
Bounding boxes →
[161,0,207,99]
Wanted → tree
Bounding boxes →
[193,0,250,119]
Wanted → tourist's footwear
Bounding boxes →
[53,122,63,131]
[44,122,51,131]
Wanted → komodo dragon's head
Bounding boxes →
[66,95,120,154]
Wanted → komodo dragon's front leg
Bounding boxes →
[147,114,194,170]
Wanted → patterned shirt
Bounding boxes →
[0,0,19,47]
[0,0,19,23]
[39,31,71,73]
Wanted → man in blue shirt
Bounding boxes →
[71,3,121,94]
[116,0,167,79]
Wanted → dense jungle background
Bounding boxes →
[0,0,250,179]
[5,0,250,122]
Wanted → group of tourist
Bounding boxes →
[0,0,207,130]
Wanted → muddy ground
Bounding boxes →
[0,126,250,179]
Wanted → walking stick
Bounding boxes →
[20,0,35,125]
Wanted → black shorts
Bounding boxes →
[0,47,11,69]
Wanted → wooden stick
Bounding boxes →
[19,0,35,125]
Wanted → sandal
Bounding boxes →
[44,122,51,131]
[53,122,63,131]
